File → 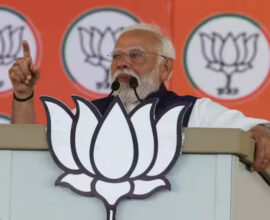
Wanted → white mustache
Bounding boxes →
[112,70,140,82]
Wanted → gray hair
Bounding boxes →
[120,23,176,81]
[121,23,176,59]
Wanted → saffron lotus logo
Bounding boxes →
[78,26,123,89]
[62,8,139,98]
[41,96,189,220]
[0,6,41,95]
[184,14,270,101]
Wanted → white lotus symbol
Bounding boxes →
[200,32,259,95]
[78,26,123,89]
[0,25,24,66]
[41,96,189,220]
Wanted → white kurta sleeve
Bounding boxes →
[188,98,268,131]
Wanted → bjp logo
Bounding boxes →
[184,13,270,102]
[0,6,41,95]
[61,8,139,98]
[41,95,190,220]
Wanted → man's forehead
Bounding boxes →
[114,30,160,51]
[113,46,146,52]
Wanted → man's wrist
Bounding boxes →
[13,91,34,102]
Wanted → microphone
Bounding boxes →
[109,80,120,96]
[129,77,138,88]
[129,77,143,102]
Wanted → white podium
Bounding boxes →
[0,126,269,220]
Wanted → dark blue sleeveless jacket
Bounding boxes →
[93,84,197,127]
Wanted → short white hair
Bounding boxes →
[121,23,176,59]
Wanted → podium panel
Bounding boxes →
[1,127,270,220]
[1,150,269,220]
[0,151,11,220]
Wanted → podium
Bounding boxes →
[0,125,270,220]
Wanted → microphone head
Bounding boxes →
[129,77,138,88]
[111,80,120,91]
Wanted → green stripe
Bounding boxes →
[0,6,26,21]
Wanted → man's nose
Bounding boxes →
[116,54,132,69]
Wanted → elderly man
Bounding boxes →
[9,23,270,172]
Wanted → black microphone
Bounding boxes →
[129,77,143,102]
[109,80,120,96]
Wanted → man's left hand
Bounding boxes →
[249,124,270,171]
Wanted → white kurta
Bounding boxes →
[188,98,268,131]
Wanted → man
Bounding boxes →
[8,23,270,172]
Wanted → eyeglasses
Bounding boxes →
[109,49,167,64]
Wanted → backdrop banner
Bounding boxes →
[0,0,269,123]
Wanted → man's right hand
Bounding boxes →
[9,40,40,99]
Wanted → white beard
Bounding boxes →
[112,64,161,112]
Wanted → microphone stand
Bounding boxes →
[109,80,120,96]
[129,77,143,102]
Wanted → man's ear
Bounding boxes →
[159,58,174,82]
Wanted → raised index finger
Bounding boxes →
[22,40,31,58]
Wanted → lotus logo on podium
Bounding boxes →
[41,96,189,220]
